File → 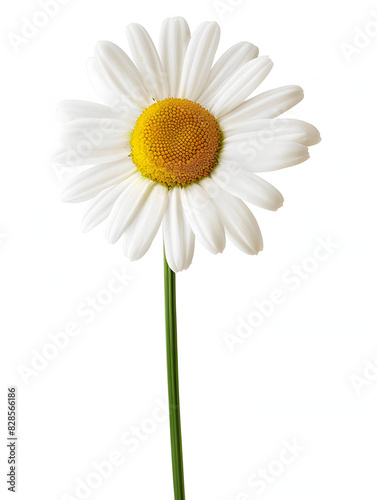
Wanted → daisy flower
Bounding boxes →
[54,17,320,272]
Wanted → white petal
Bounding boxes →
[126,23,168,101]
[163,188,195,273]
[123,184,168,260]
[220,140,309,173]
[219,85,304,128]
[159,17,190,97]
[206,57,273,117]
[223,118,321,146]
[94,41,151,109]
[178,22,220,101]
[200,177,263,254]
[61,158,136,203]
[106,173,155,243]
[211,165,283,211]
[87,57,124,108]
[180,183,225,254]
[198,42,259,106]
[81,181,130,232]
[56,100,120,122]
[53,146,129,168]
[60,118,130,150]
[57,99,140,124]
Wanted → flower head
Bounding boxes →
[55,17,320,272]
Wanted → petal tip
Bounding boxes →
[60,189,74,203]
[81,220,92,233]
[310,128,321,146]
[106,233,117,244]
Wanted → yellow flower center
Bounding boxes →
[130,98,222,188]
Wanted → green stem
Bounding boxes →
[164,249,185,500]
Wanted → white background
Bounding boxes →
[1,0,377,499]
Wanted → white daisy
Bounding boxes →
[54,17,320,272]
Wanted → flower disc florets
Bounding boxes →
[130,98,222,187]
